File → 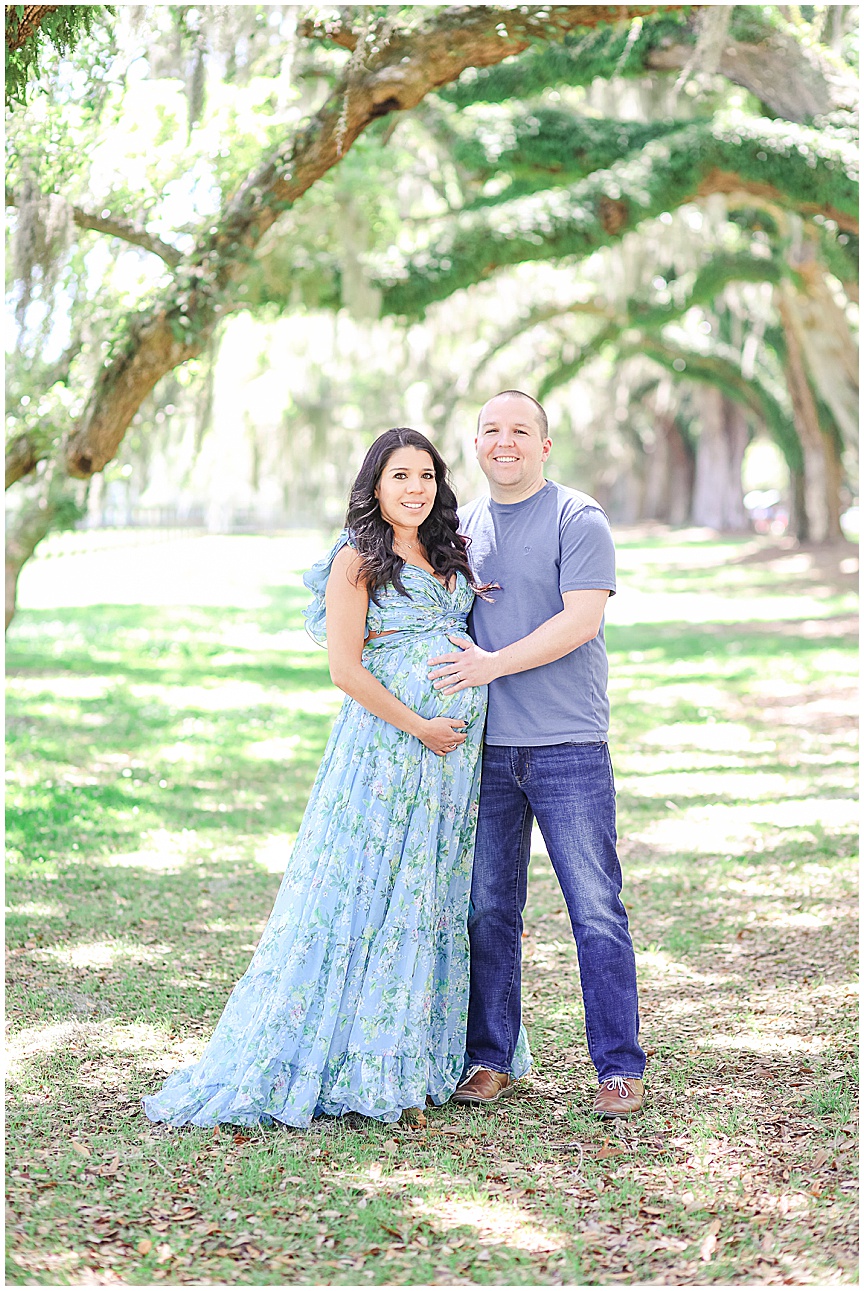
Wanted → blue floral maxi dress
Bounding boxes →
[143,531,528,1128]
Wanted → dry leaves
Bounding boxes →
[596,1138,627,1160]
[699,1219,722,1262]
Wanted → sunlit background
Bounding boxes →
[5,5,859,1286]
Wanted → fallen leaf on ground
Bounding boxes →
[70,1142,91,1158]
[700,1219,721,1262]
[136,1239,153,1255]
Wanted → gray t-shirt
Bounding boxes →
[460,480,616,746]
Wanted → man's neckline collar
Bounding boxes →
[488,479,551,508]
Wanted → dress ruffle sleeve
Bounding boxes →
[302,528,353,646]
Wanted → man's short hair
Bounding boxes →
[478,390,549,438]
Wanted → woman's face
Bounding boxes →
[374,446,437,531]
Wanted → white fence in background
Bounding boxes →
[34,506,332,561]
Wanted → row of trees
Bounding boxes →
[6,5,859,625]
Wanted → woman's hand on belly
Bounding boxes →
[418,716,468,757]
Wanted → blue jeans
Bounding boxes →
[466,742,645,1083]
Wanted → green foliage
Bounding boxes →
[437,11,694,108]
[5,5,115,108]
[810,219,859,285]
[379,115,858,318]
[536,252,785,399]
[448,108,683,201]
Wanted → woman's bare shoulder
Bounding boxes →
[329,542,365,587]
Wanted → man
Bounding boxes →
[428,390,646,1118]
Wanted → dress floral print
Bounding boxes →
[143,531,528,1128]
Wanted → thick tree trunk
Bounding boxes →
[790,468,809,543]
[777,284,843,544]
[782,241,858,446]
[641,414,695,525]
[691,389,751,531]
[67,313,201,478]
[5,494,56,630]
[823,426,845,544]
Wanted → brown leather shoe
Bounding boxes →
[451,1065,514,1105]
[593,1077,644,1117]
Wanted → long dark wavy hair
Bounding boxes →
[346,428,477,601]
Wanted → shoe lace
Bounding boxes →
[602,1076,631,1098]
[460,1065,485,1084]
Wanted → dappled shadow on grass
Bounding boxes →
[6,534,858,1287]
[6,595,338,934]
[607,616,857,661]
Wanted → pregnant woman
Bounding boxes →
[143,428,527,1128]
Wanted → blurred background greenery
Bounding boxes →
[5,3,859,630]
[5,11,859,1282]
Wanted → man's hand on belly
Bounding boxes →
[429,591,610,692]
[429,635,501,693]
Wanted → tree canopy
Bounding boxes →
[5,4,859,625]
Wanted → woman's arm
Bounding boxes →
[325,545,466,756]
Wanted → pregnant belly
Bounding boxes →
[363,630,487,727]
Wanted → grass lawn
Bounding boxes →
[6,528,858,1286]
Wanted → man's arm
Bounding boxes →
[428,588,610,694]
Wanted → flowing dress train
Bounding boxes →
[143,531,530,1128]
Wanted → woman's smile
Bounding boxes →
[375,446,437,529]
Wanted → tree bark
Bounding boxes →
[823,426,844,543]
[790,467,808,542]
[5,190,184,267]
[782,239,858,446]
[640,413,695,525]
[440,10,857,123]
[690,389,751,531]
[646,28,857,123]
[777,283,838,543]
[6,434,42,489]
[5,491,56,630]
[5,6,59,52]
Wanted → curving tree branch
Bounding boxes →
[437,8,858,123]
[534,253,785,399]
[379,117,857,318]
[5,434,42,490]
[5,188,183,267]
[63,4,669,479]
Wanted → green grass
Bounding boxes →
[6,529,859,1285]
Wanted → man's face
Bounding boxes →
[475,395,552,496]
